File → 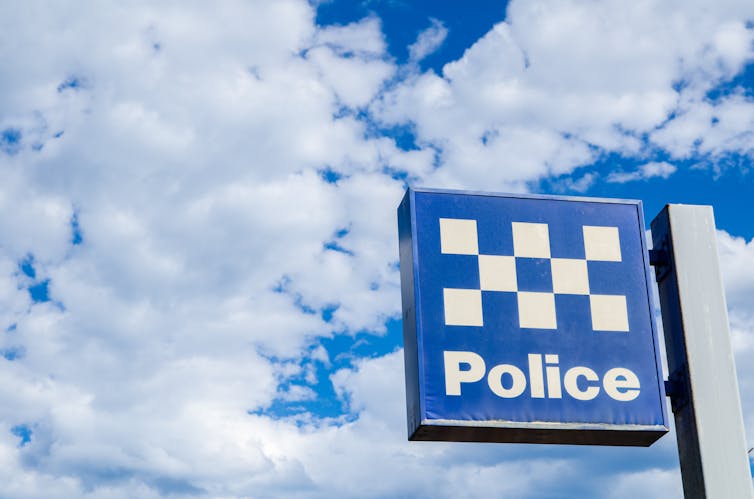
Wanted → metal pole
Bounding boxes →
[650,204,753,498]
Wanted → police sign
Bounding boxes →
[398,188,669,446]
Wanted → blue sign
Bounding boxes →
[398,188,669,446]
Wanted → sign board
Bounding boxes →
[398,188,669,446]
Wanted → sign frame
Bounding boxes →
[398,187,669,446]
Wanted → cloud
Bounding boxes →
[717,230,754,446]
[373,0,754,188]
[551,172,597,193]
[606,468,684,499]
[0,0,753,497]
[408,19,448,64]
[651,93,754,164]
[607,161,678,183]
[309,17,395,108]
[0,1,410,495]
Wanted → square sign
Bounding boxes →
[398,188,669,446]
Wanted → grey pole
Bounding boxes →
[651,204,753,498]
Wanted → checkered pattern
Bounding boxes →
[440,218,629,332]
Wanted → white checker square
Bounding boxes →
[443,288,483,326]
[440,218,479,255]
[583,226,622,262]
[551,258,590,295]
[590,294,629,332]
[478,255,517,292]
[512,222,551,258]
[517,292,556,329]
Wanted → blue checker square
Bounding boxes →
[515,257,552,292]
[398,187,668,446]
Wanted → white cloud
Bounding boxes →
[607,161,678,183]
[652,94,754,162]
[553,172,597,193]
[718,230,754,324]
[0,0,753,497]
[316,16,387,57]
[717,230,754,448]
[374,0,754,188]
[408,19,448,64]
[606,468,684,499]
[309,17,394,108]
[0,1,410,495]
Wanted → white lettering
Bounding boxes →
[563,366,600,400]
[443,351,641,402]
[603,367,640,401]
[444,351,485,396]
[528,354,545,398]
[488,364,527,398]
[545,354,562,399]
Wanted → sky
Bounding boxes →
[0,0,753,497]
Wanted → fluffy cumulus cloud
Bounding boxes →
[0,0,753,497]
[0,1,407,496]
[373,0,754,188]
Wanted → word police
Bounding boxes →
[444,351,640,401]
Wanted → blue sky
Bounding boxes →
[0,0,753,497]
